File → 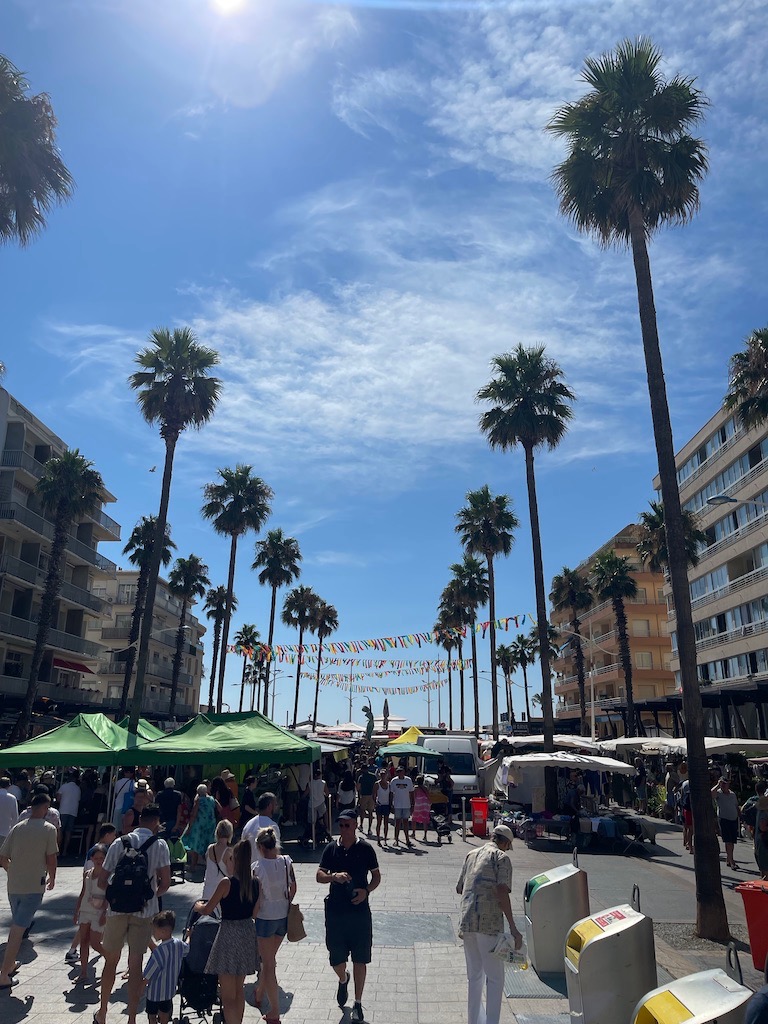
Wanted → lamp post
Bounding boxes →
[706,494,768,510]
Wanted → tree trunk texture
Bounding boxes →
[207,621,221,713]
[458,636,465,730]
[292,625,304,728]
[447,660,453,730]
[238,653,248,713]
[487,554,499,740]
[312,637,324,729]
[168,595,188,720]
[628,203,728,940]
[524,446,554,752]
[613,596,635,737]
[263,587,277,716]
[118,567,148,718]
[470,626,480,736]
[571,613,588,737]
[216,534,239,713]
[8,514,70,746]
[523,663,531,724]
[131,432,178,734]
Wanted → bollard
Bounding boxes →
[462,796,467,841]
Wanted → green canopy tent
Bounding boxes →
[0,712,142,768]
[377,743,443,760]
[116,717,165,742]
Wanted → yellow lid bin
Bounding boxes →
[564,904,657,1024]
[524,860,590,975]
[632,969,752,1024]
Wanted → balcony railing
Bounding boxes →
[102,694,194,717]
[98,660,192,686]
[1,449,47,477]
[684,616,768,655]
[0,554,107,614]
[691,459,768,521]
[86,505,121,539]
[0,502,117,573]
[0,612,103,657]
[677,427,745,494]
[690,563,768,614]
[0,674,103,704]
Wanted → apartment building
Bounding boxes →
[658,405,768,738]
[86,570,205,719]
[0,388,120,718]
[550,524,675,737]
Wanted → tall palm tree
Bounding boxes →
[253,528,302,716]
[128,326,221,733]
[550,567,593,736]
[434,610,457,730]
[496,642,515,726]
[448,556,489,736]
[509,632,537,726]
[456,485,518,739]
[477,344,575,755]
[725,327,768,430]
[201,465,273,713]
[0,55,74,247]
[167,554,210,719]
[118,516,175,718]
[233,624,260,713]
[637,501,707,574]
[547,38,725,940]
[310,600,339,729]
[203,586,234,713]
[283,585,319,728]
[592,551,637,737]
[439,580,470,730]
[8,451,103,744]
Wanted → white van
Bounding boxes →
[417,734,481,802]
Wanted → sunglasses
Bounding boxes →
[338,822,355,829]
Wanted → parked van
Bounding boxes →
[417,734,481,802]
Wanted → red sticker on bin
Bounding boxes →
[595,911,626,928]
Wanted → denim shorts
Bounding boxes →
[255,916,288,938]
[9,892,44,929]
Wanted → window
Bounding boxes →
[635,588,647,603]
[635,651,653,669]
[3,651,23,677]
[115,613,132,628]
[632,619,651,637]
[118,584,137,605]
[657,588,665,603]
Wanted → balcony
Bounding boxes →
[102,693,194,717]
[690,563,768,615]
[0,673,103,705]
[98,660,192,686]
[1,449,47,479]
[0,612,103,657]
[0,502,117,573]
[688,616,768,655]
[85,505,121,541]
[0,553,106,614]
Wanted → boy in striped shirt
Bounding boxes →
[142,910,188,1024]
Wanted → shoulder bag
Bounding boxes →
[284,857,305,942]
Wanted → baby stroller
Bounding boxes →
[430,810,453,845]
[177,906,221,1023]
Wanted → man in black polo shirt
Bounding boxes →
[317,808,380,1024]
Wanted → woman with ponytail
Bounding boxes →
[252,826,297,1024]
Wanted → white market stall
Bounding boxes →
[495,751,637,810]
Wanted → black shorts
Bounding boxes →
[146,997,173,1016]
[720,817,739,844]
[325,906,372,966]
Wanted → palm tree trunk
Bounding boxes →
[217,534,238,713]
[118,568,148,718]
[292,626,304,728]
[207,622,221,713]
[629,204,727,939]
[131,430,178,734]
[447,658,453,731]
[458,636,465,730]
[312,637,324,729]
[470,626,480,736]
[8,515,69,746]
[522,662,531,724]
[571,613,588,737]
[524,444,554,754]
[238,654,248,713]
[168,595,188,720]
[613,596,635,737]
[487,554,499,740]
[263,586,277,716]
[504,671,512,725]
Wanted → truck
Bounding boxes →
[416,733,481,803]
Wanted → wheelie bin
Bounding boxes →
[631,969,751,1024]
[734,880,768,970]
[470,796,489,837]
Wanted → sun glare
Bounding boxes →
[210,0,247,15]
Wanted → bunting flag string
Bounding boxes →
[225,650,474,674]
[303,673,448,695]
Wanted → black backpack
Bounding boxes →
[106,835,159,914]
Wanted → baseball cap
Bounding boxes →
[492,824,515,844]
[221,770,235,781]
[337,808,357,823]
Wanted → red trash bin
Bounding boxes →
[470,797,489,838]
[735,880,768,969]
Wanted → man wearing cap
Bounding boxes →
[456,824,522,1024]
[317,808,380,1024]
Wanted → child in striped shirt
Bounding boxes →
[142,910,189,1024]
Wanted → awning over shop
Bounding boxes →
[53,658,96,675]
[0,712,142,767]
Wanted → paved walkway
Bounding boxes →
[0,817,761,1024]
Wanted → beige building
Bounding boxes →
[86,570,205,719]
[657,405,768,737]
[551,524,675,736]
[0,388,120,723]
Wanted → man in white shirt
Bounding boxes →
[390,766,415,848]
[19,785,62,847]
[94,804,170,1024]
[56,772,81,857]
[0,777,19,848]
[242,791,281,863]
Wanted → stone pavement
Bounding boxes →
[0,817,762,1024]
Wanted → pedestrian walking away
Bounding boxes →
[712,776,740,869]
[0,792,59,990]
[456,823,523,1024]
[241,791,281,863]
[373,769,391,845]
[356,761,377,836]
[141,909,189,1024]
[93,803,171,1024]
[0,775,19,848]
[252,826,297,1024]
[390,765,414,847]
[317,808,381,1024]
[202,819,234,900]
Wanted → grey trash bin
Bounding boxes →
[524,851,590,975]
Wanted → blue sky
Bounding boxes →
[3,0,767,727]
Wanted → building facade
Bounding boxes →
[551,524,675,736]
[657,405,768,737]
[86,570,205,719]
[0,388,120,720]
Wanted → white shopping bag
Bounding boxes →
[491,933,529,970]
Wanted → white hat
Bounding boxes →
[492,824,515,844]
[221,770,235,782]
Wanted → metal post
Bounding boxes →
[461,796,467,842]
[590,663,596,740]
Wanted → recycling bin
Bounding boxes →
[470,796,489,837]
[524,861,590,974]
[565,903,657,1024]
[735,880,768,970]
[631,968,751,1024]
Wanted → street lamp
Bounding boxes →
[706,494,768,510]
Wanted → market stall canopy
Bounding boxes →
[331,722,368,734]
[0,712,142,768]
[500,735,601,751]
[387,726,423,745]
[500,751,638,775]
[646,736,768,756]
[599,736,652,753]
[116,717,165,742]
[116,711,320,766]
[377,742,443,759]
